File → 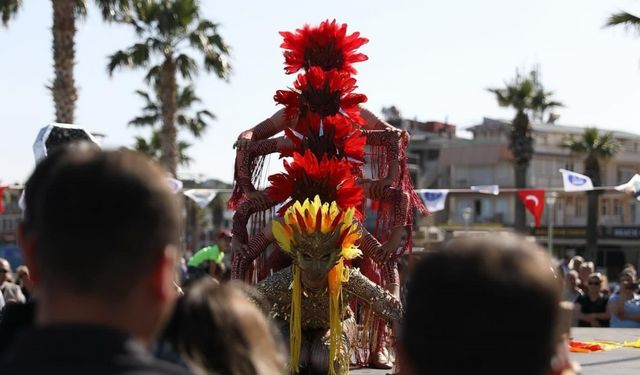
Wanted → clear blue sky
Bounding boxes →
[2,0,640,185]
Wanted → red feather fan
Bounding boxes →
[279,19,369,74]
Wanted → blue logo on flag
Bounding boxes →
[568,174,587,186]
[423,192,443,201]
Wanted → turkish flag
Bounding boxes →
[517,189,545,226]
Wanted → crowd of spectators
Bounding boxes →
[0,143,635,375]
[559,254,640,329]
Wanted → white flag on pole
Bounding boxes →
[419,190,449,212]
[615,174,640,200]
[559,169,593,192]
[470,185,500,195]
[184,189,218,208]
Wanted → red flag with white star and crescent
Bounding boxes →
[517,189,545,226]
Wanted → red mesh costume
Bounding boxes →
[228,20,427,370]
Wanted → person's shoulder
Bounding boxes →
[0,360,193,375]
[129,358,194,375]
[575,294,588,303]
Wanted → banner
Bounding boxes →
[419,190,449,213]
[517,189,545,226]
[615,174,640,201]
[559,169,593,192]
[184,189,218,208]
[470,185,499,195]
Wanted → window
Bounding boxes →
[426,149,440,160]
[614,201,623,216]
[564,161,574,171]
[601,199,608,216]
[576,198,585,217]
[474,199,482,216]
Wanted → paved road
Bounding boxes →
[570,327,640,375]
[351,328,640,375]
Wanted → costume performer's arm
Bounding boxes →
[234,137,284,195]
[360,107,400,132]
[346,268,403,322]
[235,109,290,149]
[255,268,293,310]
[231,223,276,281]
[362,129,401,192]
[358,224,405,265]
[230,196,279,276]
[230,136,294,209]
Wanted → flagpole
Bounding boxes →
[546,192,558,255]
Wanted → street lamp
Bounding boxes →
[462,206,472,233]
[546,192,558,254]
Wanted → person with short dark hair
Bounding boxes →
[574,273,610,327]
[400,234,561,375]
[187,230,232,282]
[2,148,190,375]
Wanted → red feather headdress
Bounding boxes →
[280,19,369,74]
[274,67,367,132]
[266,150,364,217]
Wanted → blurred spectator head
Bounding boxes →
[401,234,560,375]
[162,278,285,375]
[0,258,12,283]
[20,147,181,343]
[619,268,637,284]
[568,256,584,272]
[14,266,30,286]
[586,273,604,293]
[565,270,580,290]
[21,141,100,237]
[216,229,232,252]
[579,262,594,282]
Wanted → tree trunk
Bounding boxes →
[510,111,533,233]
[514,164,527,232]
[51,0,77,124]
[585,156,601,258]
[159,57,178,176]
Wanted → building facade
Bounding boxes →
[432,117,640,272]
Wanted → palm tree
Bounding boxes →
[561,128,621,257]
[107,0,231,176]
[131,84,214,166]
[0,0,132,123]
[134,130,193,166]
[488,68,562,232]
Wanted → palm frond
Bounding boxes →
[188,20,231,80]
[1,0,23,27]
[74,0,88,19]
[177,85,200,109]
[94,0,134,22]
[175,53,199,79]
[144,65,161,86]
[606,11,640,32]
[128,114,159,127]
[107,43,150,75]
[560,128,621,160]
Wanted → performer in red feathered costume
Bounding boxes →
[229,20,427,370]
